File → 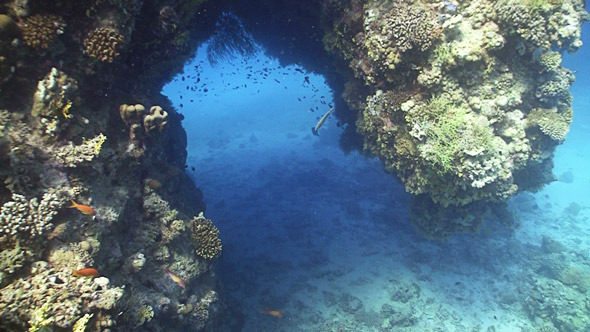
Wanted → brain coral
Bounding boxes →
[189,213,222,260]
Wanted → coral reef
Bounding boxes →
[0,0,586,330]
[0,0,222,330]
[323,0,588,235]
[0,192,62,238]
[190,213,222,260]
[144,105,168,134]
[83,27,124,63]
[20,14,65,49]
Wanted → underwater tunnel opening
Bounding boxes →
[161,39,350,236]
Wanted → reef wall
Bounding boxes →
[0,0,232,331]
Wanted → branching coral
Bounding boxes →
[189,213,222,260]
[0,192,61,238]
[21,14,65,49]
[83,27,124,63]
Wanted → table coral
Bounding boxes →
[527,107,572,141]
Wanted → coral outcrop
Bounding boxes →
[0,192,62,238]
[322,0,588,237]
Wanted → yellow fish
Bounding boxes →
[165,268,186,288]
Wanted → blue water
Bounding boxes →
[162,22,590,332]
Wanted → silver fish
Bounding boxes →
[311,107,334,136]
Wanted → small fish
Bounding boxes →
[262,307,283,318]
[72,267,99,277]
[311,107,334,136]
[69,200,95,215]
[165,269,186,288]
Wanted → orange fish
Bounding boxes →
[72,267,99,277]
[165,268,186,288]
[263,307,283,318]
[69,200,95,215]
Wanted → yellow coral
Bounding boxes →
[61,100,73,119]
[28,303,54,332]
[72,313,93,332]
[93,133,106,155]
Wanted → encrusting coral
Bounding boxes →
[54,133,106,167]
